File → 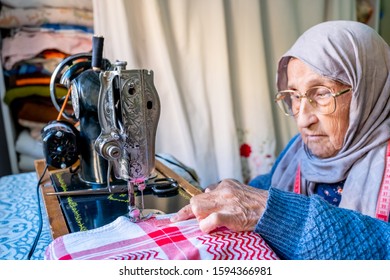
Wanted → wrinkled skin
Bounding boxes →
[288,58,352,158]
[172,59,352,233]
[171,179,268,233]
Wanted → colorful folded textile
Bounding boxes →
[3,85,67,105]
[45,215,279,260]
[0,0,92,10]
[2,30,92,70]
[0,6,93,28]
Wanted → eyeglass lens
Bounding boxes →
[277,87,335,116]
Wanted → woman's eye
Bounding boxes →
[310,88,331,99]
[291,92,301,100]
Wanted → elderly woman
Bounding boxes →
[172,21,390,259]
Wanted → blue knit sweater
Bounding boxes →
[249,136,390,260]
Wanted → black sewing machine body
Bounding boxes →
[50,169,191,232]
[72,69,109,184]
[42,37,193,232]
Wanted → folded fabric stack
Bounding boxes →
[0,0,93,171]
[45,215,279,260]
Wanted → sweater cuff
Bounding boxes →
[254,187,310,259]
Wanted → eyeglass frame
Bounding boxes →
[274,86,352,116]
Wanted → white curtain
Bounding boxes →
[92,0,355,188]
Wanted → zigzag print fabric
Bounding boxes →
[45,215,279,260]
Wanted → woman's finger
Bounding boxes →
[198,212,241,233]
[170,204,194,222]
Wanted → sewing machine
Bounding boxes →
[40,36,198,233]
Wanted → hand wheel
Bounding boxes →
[49,53,93,121]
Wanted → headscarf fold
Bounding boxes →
[271,21,390,217]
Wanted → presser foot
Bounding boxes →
[128,206,165,223]
[128,206,153,223]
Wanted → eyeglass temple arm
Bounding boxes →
[334,88,352,97]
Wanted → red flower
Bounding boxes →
[240,143,252,158]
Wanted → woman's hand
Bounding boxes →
[170,179,269,233]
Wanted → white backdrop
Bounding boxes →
[92,0,355,188]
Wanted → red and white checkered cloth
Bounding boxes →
[45,215,279,260]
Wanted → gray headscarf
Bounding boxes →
[271,20,390,218]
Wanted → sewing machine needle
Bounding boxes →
[128,181,135,209]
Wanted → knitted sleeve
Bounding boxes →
[255,188,390,260]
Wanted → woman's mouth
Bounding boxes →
[306,134,325,142]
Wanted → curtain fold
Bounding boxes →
[92,0,355,188]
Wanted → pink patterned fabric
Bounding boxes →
[45,216,279,260]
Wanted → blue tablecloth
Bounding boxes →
[0,172,52,260]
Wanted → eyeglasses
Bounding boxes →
[275,86,352,116]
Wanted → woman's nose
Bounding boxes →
[295,99,318,127]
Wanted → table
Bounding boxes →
[34,159,202,240]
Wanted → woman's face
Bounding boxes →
[286,58,352,158]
